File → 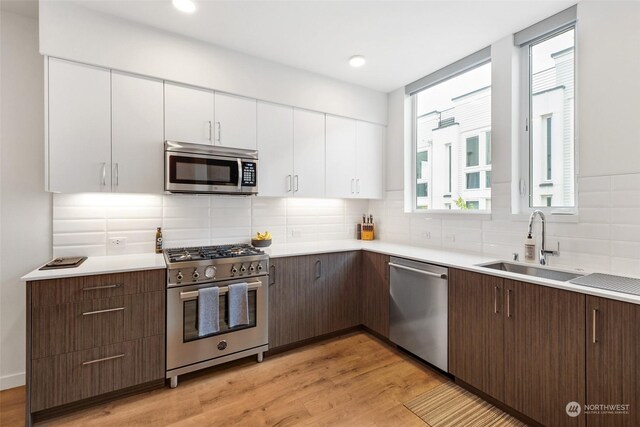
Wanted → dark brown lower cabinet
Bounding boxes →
[586,296,639,427]
[268,251,360,350]
[449,269,586,427]
[449,269,505,401]
[503,279,585,427]
[360,251,390,338]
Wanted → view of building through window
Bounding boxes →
[414,62,491,210]
[529,28,575,207]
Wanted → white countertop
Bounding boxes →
[21,241,640,305]
[21,253,166,281]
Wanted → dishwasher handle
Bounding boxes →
[388,262,448,280]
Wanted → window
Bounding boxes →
[407,47,491,211]
[466,172,480,189]
[466,136,479,167]
[485,171,492,188]
[518,8,576,210]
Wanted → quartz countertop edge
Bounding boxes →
[21,242,640,306]
[21,253,166,282]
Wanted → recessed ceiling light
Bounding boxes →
[172,0,196,14]
[349,55,366,68]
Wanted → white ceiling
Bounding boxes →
[68,1,573,92]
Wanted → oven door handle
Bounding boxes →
[179,281,263,301]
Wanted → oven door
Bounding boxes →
[165,151,257,194]
[166,277,268,371]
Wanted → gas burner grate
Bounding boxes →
[165,244,264,262]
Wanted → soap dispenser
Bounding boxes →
[524,233,536,262]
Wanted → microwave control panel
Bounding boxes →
[241,162,257,187]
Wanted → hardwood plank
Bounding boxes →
[2,332,446,426]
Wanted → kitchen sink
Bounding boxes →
[479,261,584,282]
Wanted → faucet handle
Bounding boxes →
[512,252,519,262]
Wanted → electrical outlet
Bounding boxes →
[109,237,127,248]
[290,229,301,238]
[445,234,456,242]
[421,231,431,240]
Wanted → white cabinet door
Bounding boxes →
[112,72,164,194]
[48,58,111,193]
[325,115,357,198]
[164,82,214,145]
[356,121,384,199]
[257,102,294,197]
[293,109,325,197]
[214,92,257,149]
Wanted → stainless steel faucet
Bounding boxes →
[528,210,558,265]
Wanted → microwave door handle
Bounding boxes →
[237,158,242,190]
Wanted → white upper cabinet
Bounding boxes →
[355,121,384,199]
[112,72,164,194]
[325,115,357,198]
[47,58,111,193]
[214,92,257,150]
[257,102,294,197]
[293,109,325,197]
[164,82,214,145]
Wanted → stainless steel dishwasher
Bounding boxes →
[389,257,448,372]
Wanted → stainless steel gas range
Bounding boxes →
[164,244,269,388]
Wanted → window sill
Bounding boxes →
[412,209,492,220]
[539,181,554,187]
[510,209,579,224]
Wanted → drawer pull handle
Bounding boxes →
[83,284,122,291]
[82,353,125,366]
[82,307,125,316]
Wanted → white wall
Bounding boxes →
[0,10,52,390]
[38,1,387,125]
[377,1,640,276]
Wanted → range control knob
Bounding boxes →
[192,270,200,280]
[176,271,184,281]
[205,266,216,279]
[249,264,255,272]
[240,265,247,273]
[231,265,238,275]
[257,263,263,271]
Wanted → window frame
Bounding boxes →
[407,47,492,215]
[518,22,578,215]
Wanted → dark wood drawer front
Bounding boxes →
[32,291,164,358]
[31,335,164,412]
[31,269,165,307]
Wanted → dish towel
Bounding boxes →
[228,282,249,327]
[198,286,220,336]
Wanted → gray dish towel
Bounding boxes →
[228,282,249,327]
[198,286,220,336]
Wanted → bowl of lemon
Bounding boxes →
[251,231,272,247]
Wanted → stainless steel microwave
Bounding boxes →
[165,141,258,195]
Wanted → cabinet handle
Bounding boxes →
[114,163,119,187]
[216,121,221,143]
[82,307,125,316]
[294,175,299,192]
[270,264,276,285]
[83,283,122,291]
[592,308,598,344]
[506,289,512,318]
[82,353,125,366]
[351,178,355,194]
[494,286,500,314]
[101,163,107,186]
[208,121,212,141]
[286,175,292,192]
[356,178,360,194]
[315,259,322,279]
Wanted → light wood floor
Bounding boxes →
[0,332,448,426]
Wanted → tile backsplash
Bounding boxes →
[370,173,640,278]
[53,194,368,257]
